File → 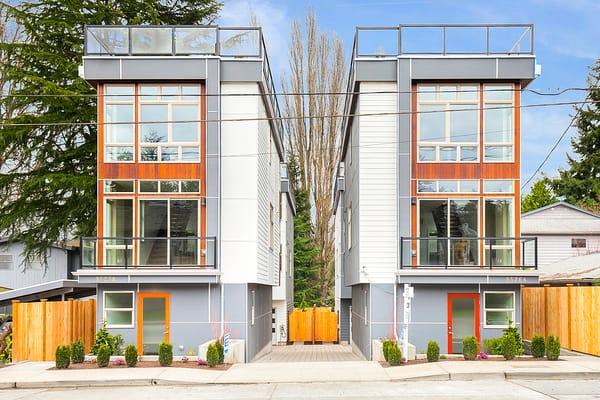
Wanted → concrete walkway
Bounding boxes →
[255,344,364,362]
[0,354,598,389]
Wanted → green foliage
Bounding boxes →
[158,342,173,366]
[522,178,558,213]
[0,334,12,363]
[549,60,600,211]
[96,344,110,368]
[483,337,503,355]
[215,340,224,364]
[426,340,440,362]
[387,343,402,366]
[382,339,396,362]
[546,336,561,361]
[55,345,71,369]
[531,335,546,358]
[501,333,519,360]
[502,324,524,355]
[70,340,85,364]
[0,0,222,259]
[206,343,220,367]
[124,345,138,367]
[91,322,123,356]
[462,336,478,360]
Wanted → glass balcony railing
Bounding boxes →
[400,237,537,270]
[80,236,217,269]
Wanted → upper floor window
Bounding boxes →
[484,85,514,162]
[417,84,479,163]
[104,85,134,162]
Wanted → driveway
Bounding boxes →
[254,344,364,362]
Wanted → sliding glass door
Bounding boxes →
[485,199,513,267]
[104,199,133,266]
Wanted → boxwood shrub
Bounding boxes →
[124,344,138,367]
[70,340,85,364]
[55,345,70,369]
[462,336,478,360]
[426,340,440,362]
[207,343,220,367]
[546,336,560,361]
[387,343,402,366]
[96,344,110,368]
[158,342,173,366]
[531,335,546,358]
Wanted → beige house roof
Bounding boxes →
[521,202,600,235]
[540,253,600,283]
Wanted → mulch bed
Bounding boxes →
[51,361,231,370]
[379,356,556,368]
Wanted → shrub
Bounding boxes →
[501,332,519,360]
[531,335,546,358]
[387,343,402,366]
[55,345,71,369]
[96,344,110,368]
[207,343,220,367]
[502,324,524,355]
[483,337,503,355]
[426,340,440,362]
[158,342,173,366]
[91,322,124,356]
[0,334,12,363]
[382,339,396,362]
[124,344,138,367]
[70,340,85,364]
[546,336,560,361]
[215,340,224,364]
[462,336,478,360]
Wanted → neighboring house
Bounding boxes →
[333,24,540,358]
[540,253,600,285]
[76,25,289,361]
[521,202,600,269]
[272,165,295,345]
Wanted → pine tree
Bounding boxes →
[0,0,221,260]
[521,178,557,213]
[549,60,600,212]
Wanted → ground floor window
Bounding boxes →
[483,291,515,328]
[104,291,134,328]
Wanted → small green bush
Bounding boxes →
[531,335,546,358]
[426,340,440,362]
[546,335,560,361]
[462,336,478,360]
[91,322,124,356]
[501,333,519,360]
[382,339,396,362]
[483,337,503,355]
[70,340,85,364]
[215,340,224,364]
[55,345,71,369]
[158,342,173,366]
[96,344,110,368]
[0,334,12,363]
[387,343,402,366]
[207,343,220,367]
[502,324,524,355]
[124,344,138,367]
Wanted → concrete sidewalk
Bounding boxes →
[0,355,599,389]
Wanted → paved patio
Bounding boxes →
[255,344,364,362]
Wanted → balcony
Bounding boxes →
[80,236,217,270]
[400,237,537,270]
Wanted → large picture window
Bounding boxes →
[104,291,134,328]
[104,85,134,162]
[484,85,514,162]
[417,84,479,162]
[104,199,133,266]
[484,292,515,328]
[485,199,514,266]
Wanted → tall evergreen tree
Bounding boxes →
[521,178,557,213]
[549,60,600,212]
[0,0,221,260]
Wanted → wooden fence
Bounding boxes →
[522,286,600,356]
[12,298,96,361]
[289,307,338,343]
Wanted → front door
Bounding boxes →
[447,293,480,354]
[138,292,170,355]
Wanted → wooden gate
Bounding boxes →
[289,306,338,343]
[12,298,96,361]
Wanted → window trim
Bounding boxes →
[483,83,515,163]
[571,238,587,249]
[138,180,201,194]
[483,197,515,266]
[103,291,135,328]
[416,179,480,194]
[483,179,515,194]
[483,291,516,328]
[103,179,135,194]
[103,84,135,164]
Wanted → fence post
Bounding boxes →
[543,284,549,337]
[566,284,573,350]
[312,305,316,345]
[68,299,74,344]
[11,300,19,361]
[40,299,47,361]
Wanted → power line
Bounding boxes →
[1,100,596,128]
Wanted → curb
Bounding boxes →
[14,379,154,389]
[449,372,506,381]
[505,371,600,380]
[398,373,450,381]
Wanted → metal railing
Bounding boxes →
[400,236,537,270]
[80,236,217,269]
[354,24,534,57]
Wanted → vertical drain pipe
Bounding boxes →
[393,282,398,341]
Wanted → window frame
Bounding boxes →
[138,180,201,194]
[483,179,515,194]
[571,238,587,249]
[103,180,135,194]
[483,197,515,267]
[417,84,481,163]
[483,84,515,163]
[103,290,135,328]
[416,179,480,194]
[103,84,135,163]
[483,291,516,328]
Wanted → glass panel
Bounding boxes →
[419,200,448,266]
[459,85,478,101]
[161,147,179,161]
[219,29,260,56]
[160,181,178,193]
[485,200,512,238]
[105,292,133,309]
[131,27,172,54]
[483,180,514,193]
[104,199,133,266]
[175,27,217,54]
[419,146,435,161]
[485,145,512,162]
[484,85,513,101]
[170,200,198,266]
[439,85,457,101]
[449,104,478,143]
[451,297,475,354]
[106,310,133,326]
[417,180,437,193]
[142,297,166,355]
[87,27,129,55]
[439,146,457,161]
[181,181,200,193]
[485,293,514,309]
[486,310,513,326]
[459,180,479,193]
[356,28,398,56]
[141,147,158,162]
[439,180,458,193]
[140,85,160,101]
[460,146,478,161]
[418,85,436,101]
[419,104,445,142]
[104,181,133,193]
[181,86,200,101]
[140,104,168,143]
[140,200,168,265]
[161,86,179,99]
[172,105,198,142]
[486,248,513,267]
[139,181,159,193]
[105,85,134,102]
[450,200,478,265]
[105,146,133,162]
[182,147,199,161]
[105,105,133,144]
[485,107,513,142]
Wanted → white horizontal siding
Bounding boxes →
[358,82,398,283]
[537,235,600,269]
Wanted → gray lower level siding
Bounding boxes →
[339,299,351,342]
[97,282,272,361]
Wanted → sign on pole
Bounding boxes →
[402,284,413,361]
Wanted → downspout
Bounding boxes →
[393,282,398,342]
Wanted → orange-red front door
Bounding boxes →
[447,293,480,354]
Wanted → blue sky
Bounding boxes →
[219,0,599,191]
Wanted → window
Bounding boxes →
[485,199,514,266]
[417,180,479,194]
[346,206,352,250]
[139,84,200,162]
[484,85,514,162]
[483,180,514,193]
[417,84,479,162]
[0,254,13,269]
[138,180,200,193]
[104,85,134,162]
[104,180,134,193]
[103,291,134,328]
[104,199,134,266]
[484,292,515,328]
[571,238,587,248]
